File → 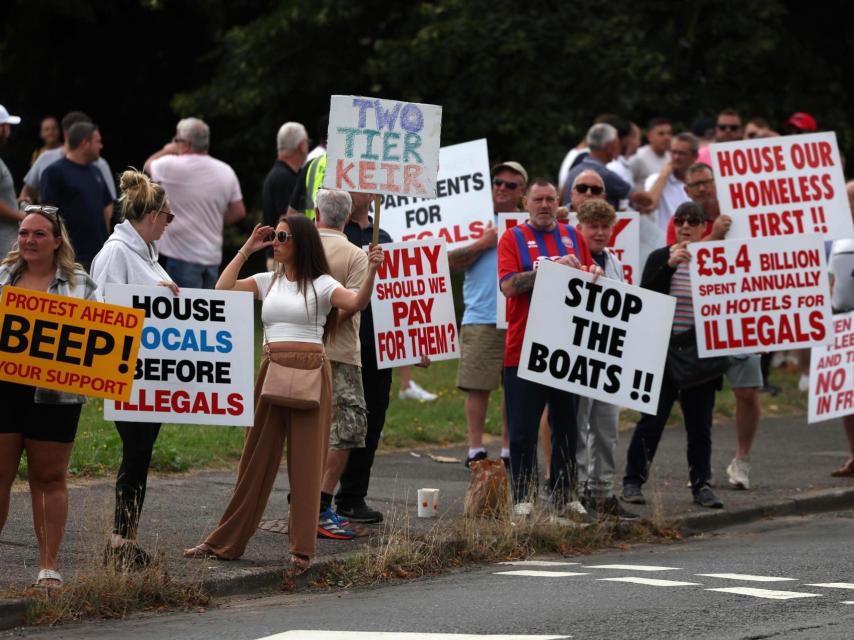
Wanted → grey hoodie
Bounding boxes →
[90,220,172,294]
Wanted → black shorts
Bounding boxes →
[0,381,82,443]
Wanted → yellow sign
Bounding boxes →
[0,286,143,401]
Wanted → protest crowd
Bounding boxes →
[1,100,853,589]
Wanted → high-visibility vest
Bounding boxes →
[303,154,326,220]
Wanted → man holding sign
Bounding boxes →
[498,179,597,515]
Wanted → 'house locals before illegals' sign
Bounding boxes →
[689,234,833,357]
[518,260,675,413]
[0,286,143,401]
[324,95,442,198]
[710,132,854,240]
[104,285,255,426]
[371,238,459,369]
[378,139,492,250]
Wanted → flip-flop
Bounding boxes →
[35,568,63,588]
[288,553,311,575]
[183,543,229,560]
[831,460,854,477]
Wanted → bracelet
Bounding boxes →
[237,249,249,261]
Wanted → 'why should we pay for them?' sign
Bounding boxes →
[518,260,675,413]
[689,234,833,357]
[0,286,143,401]
[104,285,255,426]
[324,95,442,198]
[371,238,459,369]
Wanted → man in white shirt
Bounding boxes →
[629,117,672,190]
[606,122,641,188]
[643,132,699,232]
[144,118,245,288]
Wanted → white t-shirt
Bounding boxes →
[253,272,341,343]
[830,239,854,312]
[644,171,690,231]
[629,145,670,191]
[151,154,243,265]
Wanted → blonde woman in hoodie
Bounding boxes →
[90,169,178,569]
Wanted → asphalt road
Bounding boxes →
[6,512,854,640]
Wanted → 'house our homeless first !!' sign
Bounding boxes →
[324,95,442,198]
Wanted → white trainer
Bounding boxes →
[798,373,810,392]
[727,457,751,490]
[399,381,437,402]
[513,501,534,518]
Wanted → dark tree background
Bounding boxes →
[2,0,852,221]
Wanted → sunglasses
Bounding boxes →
[674,217,704,227]
[160,210,175,223]
[23,204,64,233]
[574,184,604,195]
[716,124,741,131]
[270,230,291,243]
[686,178,714,189]
[493,177,521,190]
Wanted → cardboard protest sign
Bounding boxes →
[808,312,854,423]
[324,95,442,198]
[371,238,458,368]
[689,234,833,356]
[104,286,254,426]
[710,132,854,240]
[518,260,675,413]
[568,211,640,284]
[378,139,492,250]
[496,212,529,330]
[0,286,142,401]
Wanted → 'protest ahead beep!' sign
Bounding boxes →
[104,285,255,426]
[710,132,854,240]
[371,238,459,369]
[0,287,142,401]
[324,95,442,198]
[689,234,833,357]
[378,139,493,250]
[808,312,854,424]
[518,260,675,413]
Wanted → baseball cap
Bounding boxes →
[491,161,528,184]
[0,105,21,125]
[785,112,817,133]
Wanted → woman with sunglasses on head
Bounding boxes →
[184,213,383,573]
[0,205,99,588]
[90,169,177,570]
[622,201,725,511]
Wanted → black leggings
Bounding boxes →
[113,421,161,538]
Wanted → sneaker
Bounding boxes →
[512,501,534,518]
[501,456,510,471]
[598,495,640,521]
[693,484,724,509]
[336,501,383,524]
[561,499,596,524]
[104,541,152,571]
[621,484,646,504]
[798,373,810,392]
[399,381,437,402]
[465,450,488,468]
[726,457,751,490]
[317,508,356,540]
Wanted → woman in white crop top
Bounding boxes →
[184,213,383,572]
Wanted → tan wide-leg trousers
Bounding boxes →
[203,347,331,559]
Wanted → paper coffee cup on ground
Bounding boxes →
[417,488,440,517]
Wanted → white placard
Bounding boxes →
[104,285,254,426]
[568,211,640,285]
[324,95,442,198]
[496,212,529,330]
[371,238,458,369]
[377,139,492,250]
[517,260,674,413]
[689,234,833,356]
[710,132,854,240]
[809,312,854,423]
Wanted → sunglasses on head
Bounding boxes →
[674,216,704,227]
[24,204,64,232]
[492,177,520,190]
[574,184,604,195]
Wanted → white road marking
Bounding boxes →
[583,564,680,571]
[498,560,580,567]
[493,570,589,578]
[843,601,854,604]
[598,577,701,587]
[806,583,854,589]
[705,587,821,600]
[696,573,796,582]
[256,633,571,640]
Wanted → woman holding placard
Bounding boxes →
[184,211,382,573]
[0,205,98,588]
[90,169,178,570]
